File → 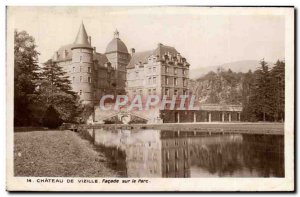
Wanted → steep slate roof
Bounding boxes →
[105,38,129,54]
[105,30,129,54]
[72,22,92,49]
[52,44,73,62]
[153,43,178,58]
[127,43,179,69]
[93,52,109,67]
[52,22,93,62]
[127,50,153,69]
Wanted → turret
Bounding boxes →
[105,29,130,94]
[70,22,94,104]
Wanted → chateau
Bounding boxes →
[52,23,130,103]
[52,22,189,104]
[51,23,242,123]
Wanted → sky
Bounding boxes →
[8,7,285,69]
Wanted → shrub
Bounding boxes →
[42,105,63,129]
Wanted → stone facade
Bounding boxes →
[51,23,243,123]
[126,43,190,98]
[52,23,129,104]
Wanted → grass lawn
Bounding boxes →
[14,130,117,177]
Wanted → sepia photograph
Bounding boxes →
[6,6,294,191]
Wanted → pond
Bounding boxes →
[90,129,284,178]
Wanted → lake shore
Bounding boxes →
[81,122,285,135]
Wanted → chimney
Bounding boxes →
[64,49,67,59]
[55,51,59,60]
[88,36,91,45]
[131,48,135,54]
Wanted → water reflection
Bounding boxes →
[92,129,284,178]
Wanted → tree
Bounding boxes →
[42,105,63,129]
[270,60,285,121]
[36,60,81,123]
[249,59,273,121]
[241,70,256,121]
[14,30,40,126]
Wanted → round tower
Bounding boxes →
[70,22,94,104]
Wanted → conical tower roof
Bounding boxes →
[72,22,92,49]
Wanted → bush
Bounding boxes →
[42,105,63,129]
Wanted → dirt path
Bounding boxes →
[14,130,117,177]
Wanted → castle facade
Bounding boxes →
[51,23,242,123]
[51,22,189,105]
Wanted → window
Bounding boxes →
[174,89,178,95]
[153,89,156,95]
[73,67,75,72]
[153,67,156,72]
[165,89,169,96]
[80,76,82,82]
[165,66,169,73]
[139,89,143,95]
[153,76,156,84]
[79,90,82,95]
[166,151,170,161]
[174,68,177,74]
[135,71,139,77]
[148,77,151,85]
[166,164,170,173]
[148,67,151,73]
[80,66,82,72]
[183,79,186,87]
[148,89,151,95]
[183,69,186,75]
[175,162,179,171]
[72,77,75,82]
[174,78,178,86]
[80,56,82,62]
[88,77,92,83]
[88,67,91,73]
[165,77,169,85]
